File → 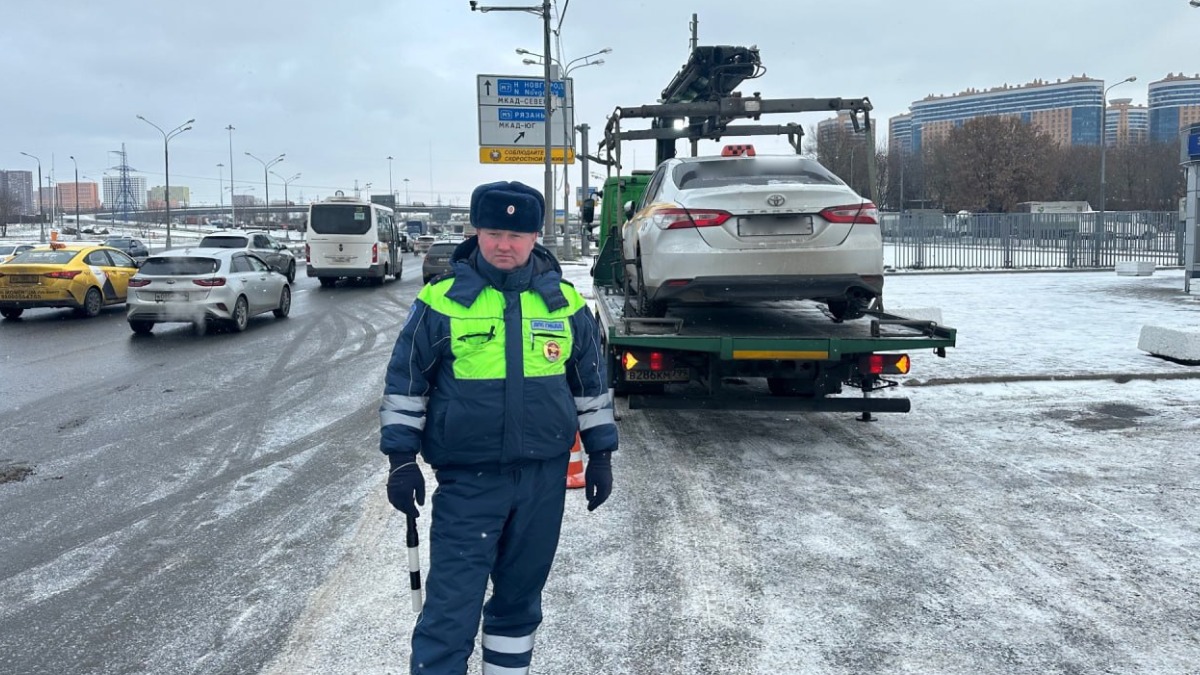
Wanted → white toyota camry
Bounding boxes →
[621,149,883,321]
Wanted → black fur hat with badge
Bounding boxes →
[470,181,544,233]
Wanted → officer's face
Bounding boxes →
[477,228,539,270]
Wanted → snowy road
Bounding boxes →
[2,263,1198,674]
[265,268,1200,674]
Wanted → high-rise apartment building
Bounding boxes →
[57,182,102,211]
[888,114,914,155]
[817,111,870,149]
[102,174,147,210]
[907,76,1103,152]
[147,185,190,209]
[1105,98,1149,145]
[1148,73,1200,143]
[0,169,35,215]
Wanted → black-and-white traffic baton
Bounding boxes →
[406,513,424,612]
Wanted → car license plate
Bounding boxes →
[327,255,353,263]
[153,291,184,302]
[9,275,40,285]
[738,215,814,236]
[625,368,690,383]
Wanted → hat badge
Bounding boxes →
[506,205,516,215]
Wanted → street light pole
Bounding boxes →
[245,152,285,230]
[519,47,610,259]
[217,163,225,215]
[69,155,80,240]
[472,1,555,240]
[403,178,410,207]
[271,171,301,240]
[387,155,394,201]
[18,152,45,243]
[1098,75,1136,266]
[226,125,236,225]
[137,115,194,249]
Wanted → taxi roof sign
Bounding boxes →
[721,144,756,157]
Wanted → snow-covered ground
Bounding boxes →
[259,264,1200,674]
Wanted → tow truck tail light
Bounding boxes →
[651,207,732,230]
[649,351,665,371]
[372,243,379,264]
[820,202,879,225]
[860,353,910,375]
[44,270,82,279]
[127,277,151,288]
[193,277,227,287]
[305,243,311,263]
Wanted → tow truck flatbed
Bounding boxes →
[594,287,957,414]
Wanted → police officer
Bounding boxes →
[380,181,618,675]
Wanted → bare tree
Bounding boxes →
[0,189,21,238]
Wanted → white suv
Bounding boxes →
[197,230,297,283]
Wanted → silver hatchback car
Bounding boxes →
[126,248,291,335]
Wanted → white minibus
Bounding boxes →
[305,193,402,287]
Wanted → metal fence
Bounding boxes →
[881,211,1185,270]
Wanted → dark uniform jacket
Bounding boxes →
[380,238,617,469]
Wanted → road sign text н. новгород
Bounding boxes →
[496,78,566,99]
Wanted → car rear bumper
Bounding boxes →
[307,264,385,278]
[0,289,84,309]
[127,300,235,322]
[651,273,884,304]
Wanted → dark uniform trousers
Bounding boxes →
[411,453,570,675]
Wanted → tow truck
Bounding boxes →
[581,43,957,417]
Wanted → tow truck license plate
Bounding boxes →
[625,368,690,383]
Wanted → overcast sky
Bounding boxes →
[5,0,1197,209]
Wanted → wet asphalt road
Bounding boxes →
[2,265,1200,674]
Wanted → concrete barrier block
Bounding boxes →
[891,308,944,325]
[1138,325,1200,363]
[1116,261,1155,276]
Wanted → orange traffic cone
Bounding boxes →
[566,433,586,489]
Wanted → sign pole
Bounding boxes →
[541,1,555,246]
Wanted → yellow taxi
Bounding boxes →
[0,241,140,320]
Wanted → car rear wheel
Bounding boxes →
[129,320,154,335]
[76,287,103,318]
[635,251,667,318]
[1,307,24,320]
[273,286,292,318]
[229,296,250,332]
[318,277,336,288]
[286,261,296,284]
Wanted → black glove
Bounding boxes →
[584,451,613,512]
[386,453,426,518]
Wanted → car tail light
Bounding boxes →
[193,277,227,287]
[305,243,311,262]
[44,270,82,279]
[820,202,879,225]
[651,207,732,230]
[128,277,151,287]
[372,243,379,264]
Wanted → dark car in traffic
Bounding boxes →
[422,240,460,284]
[103,236,150,260]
